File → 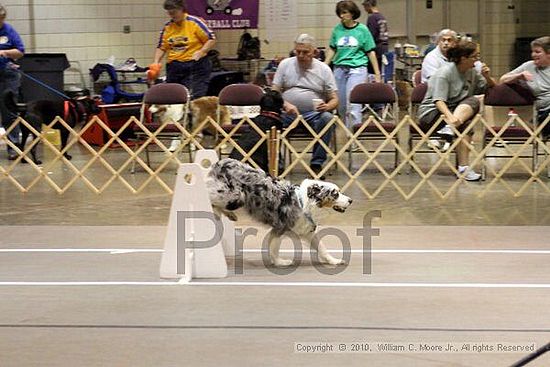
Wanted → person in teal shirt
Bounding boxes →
[326,0,381,129]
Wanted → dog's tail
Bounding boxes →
[2,90,27,115]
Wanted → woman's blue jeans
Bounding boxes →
[334,65,368,129]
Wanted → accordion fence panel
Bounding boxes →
[1,113,549,198]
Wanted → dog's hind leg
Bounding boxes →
[266,230,293,267]
[302,232,346,265]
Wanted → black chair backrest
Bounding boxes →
[218,84,264,106]
[410,83,428,104]
[484,82,535,107]
[143,83,189,105]
[350,83,396,104]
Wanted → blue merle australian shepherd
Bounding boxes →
[206,158,353,266]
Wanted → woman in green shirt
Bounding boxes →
[326,0,381,129]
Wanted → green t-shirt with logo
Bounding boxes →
[329,22,376,68]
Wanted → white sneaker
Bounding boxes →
[0,127,5,137]
[427,139,441,150]
[168,138,181,152]
[428,138,452,152]
[457,167,481,181]
[437,124,455,137]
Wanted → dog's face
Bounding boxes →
[303,179,353,213]
[148,104,164,115]
[149,104,186,123]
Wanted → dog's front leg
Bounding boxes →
[59,128,72,160]
[303,232,346,265]
[267,230,293,267]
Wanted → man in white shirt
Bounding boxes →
[272,34,339,176]
[421,29,457,84]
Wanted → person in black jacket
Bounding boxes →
[362,0,389,77]
[229,89,284,172]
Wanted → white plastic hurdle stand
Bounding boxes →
[194,150,236,258]
[159,150,235,282]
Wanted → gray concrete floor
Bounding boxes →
[1,146,550,366]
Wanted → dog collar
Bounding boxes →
[260,111,282,122]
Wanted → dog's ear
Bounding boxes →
[307,184,324,207]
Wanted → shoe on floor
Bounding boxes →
[437,124,455,137]
[457,166,481,181]
[8,153,17,161]
[428,138,452,152]
[310,164,326,180]
[168,138,181,152]
[427,139,441,150]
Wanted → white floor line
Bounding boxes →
[0,281,180,286]
[0,281,549,288]
[0,249,163,254]
[1,248,550,255]
[188,282,550,289]
[244,249,550,255]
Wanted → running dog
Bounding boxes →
[206,158,353,266]
[3,90,100,164]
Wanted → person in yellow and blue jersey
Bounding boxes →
[149,0,216,99]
